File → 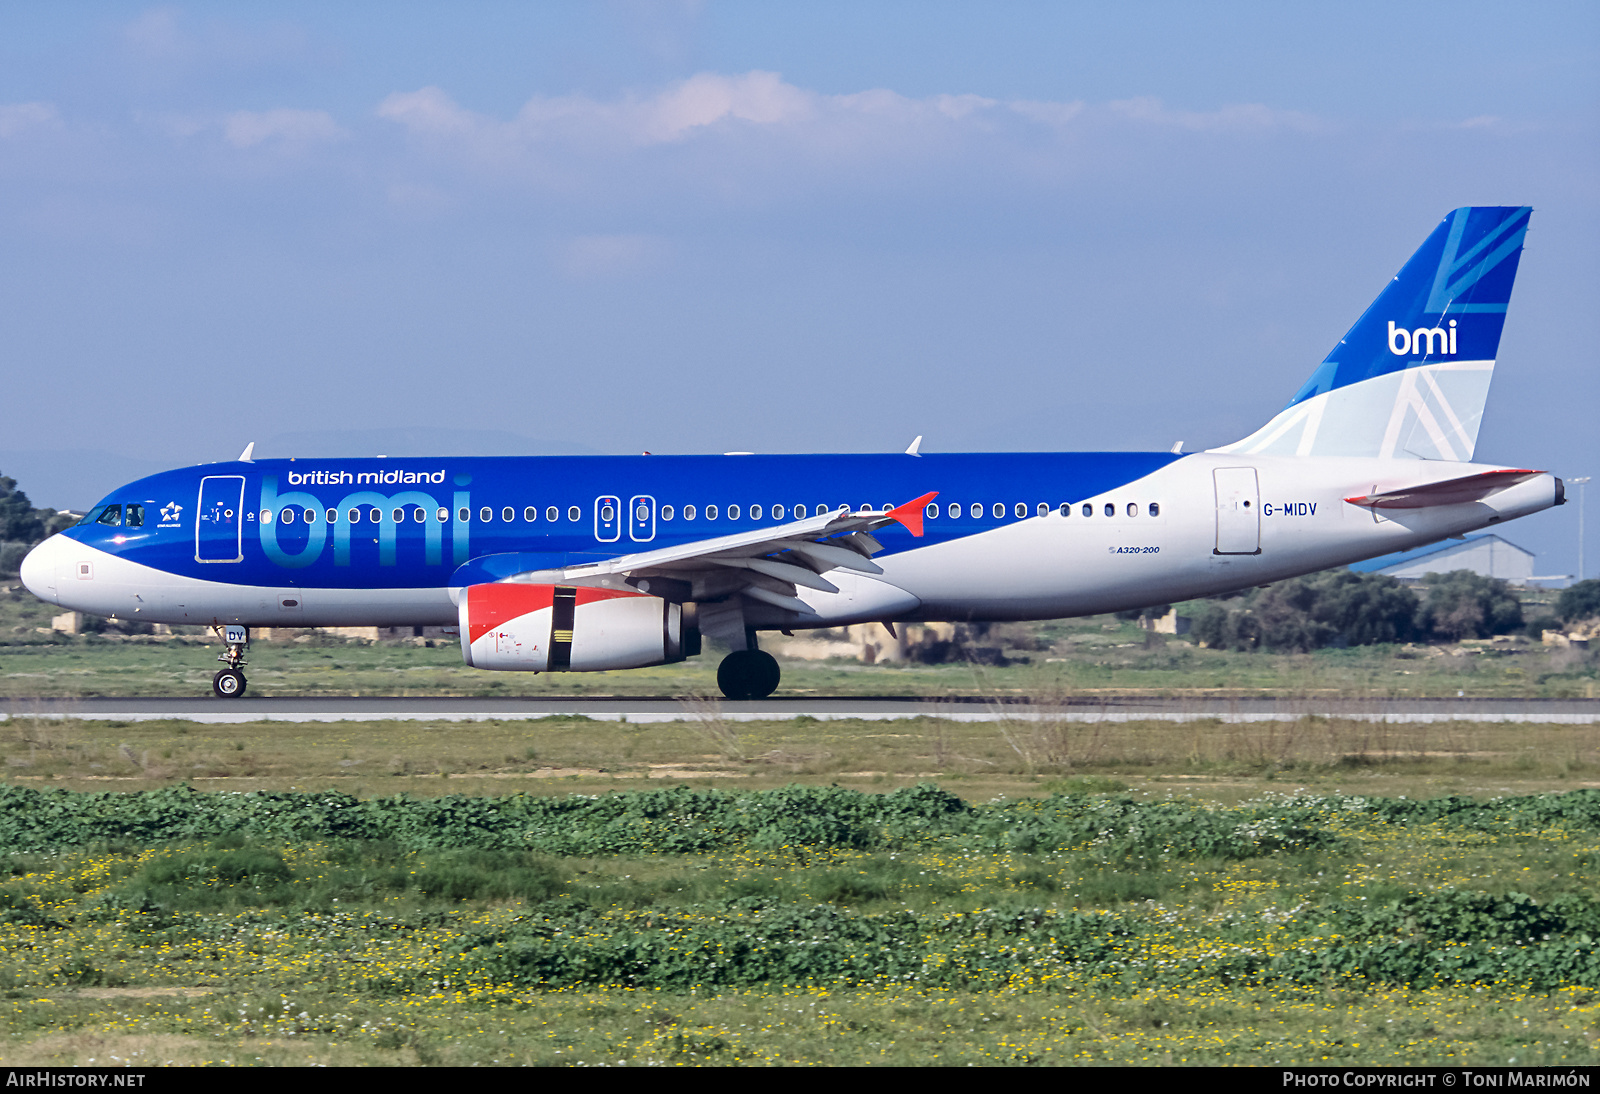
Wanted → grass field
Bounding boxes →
[0,713,1596,1066]
[3,585,1599,1067]
[0,775,1597,1066]
[2,597,1597,701]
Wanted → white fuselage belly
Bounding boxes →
[27,454,1557,631]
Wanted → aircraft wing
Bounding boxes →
[1344,469,1543,510]
[500,492,939,618]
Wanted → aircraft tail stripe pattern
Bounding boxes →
[1216,206,1529,461]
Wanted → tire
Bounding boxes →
[212,669,247,699]
[716,649,780,701]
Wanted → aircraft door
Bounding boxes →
[594,496,621,542]
[196,476,245,563]
[1213,467,1261,555]
[629,495,656,542]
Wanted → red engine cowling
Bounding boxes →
[460,582,691,672]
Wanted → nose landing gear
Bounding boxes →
[212,624,249,699]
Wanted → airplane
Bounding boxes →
[20,206,1564,701]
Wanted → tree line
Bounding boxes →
[0,472,75,576]
[1188,570,1600,653]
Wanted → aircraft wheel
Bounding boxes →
[716,649,780,701]
[213,669,247,699]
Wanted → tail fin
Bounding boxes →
[1217,206,1530,461]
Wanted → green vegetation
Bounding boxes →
[0,782,1597,1065]
[1559,580,1600,624]
[2,585,1596,699]
[1189,569,1536,652]
[0,474,74,579]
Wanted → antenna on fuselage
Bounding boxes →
[238,442,255,463]
[905,435,923,456]
[1170,441,1184,454]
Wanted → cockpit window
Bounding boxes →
[95,505,122,527]
[75,507,104,527]
[125,504,145,528]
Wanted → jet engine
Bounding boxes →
[459,582,696,672]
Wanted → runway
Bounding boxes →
[3,695,1599,724]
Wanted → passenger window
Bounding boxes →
[1036,502,1049,517]
[600,502,615,522]
[820,503,833,515]
[992,502,1004,519]
[327,508,338,524]
[1149,502,1161,517]
[794,504,807,519]
[347,509,361,524]
[567,506,580,521]
[1059,503,1070,517]
[1104,503,1115,517]
[661,504,675,521]
[545,506,558,522]
[480,507,493,522]
[261,509,273,524]
[772,504,784,520]
[392,508,405,523]
[1082,503,1092,517]
[706,504,719,520]
[970,502,982,518]
[728,504,741,520]
[459,508,470,522]
[305,509,318,524]
[125,504,144,527]
[1127,503,1139,518]
[684,504,697,520]
[282,508,295,524]
[502,507,515,523]
[1014,502,1027,518]
[524,506,537,522]
[925,503,938,520]
[750,504,762,520]
[414,507,426,523]
[948,502,960,518]
[96,505,122,526]
[437,508,449,523]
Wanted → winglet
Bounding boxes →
[884,491,939,537]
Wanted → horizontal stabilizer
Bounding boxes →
[1344,468,1542,510]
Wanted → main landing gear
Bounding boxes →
[717,643,780,701]
[212,624,249,699]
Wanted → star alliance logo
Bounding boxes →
[159,501,183,527]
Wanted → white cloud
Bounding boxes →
[377,72,1324,171]
[1105,96,1320,133]
[0,102,62,138]
[377,87,477,137]
[223,109,345,149]
[1009,100,1087,127]
[556,234,667,279]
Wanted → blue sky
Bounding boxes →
[2,2,1596,573]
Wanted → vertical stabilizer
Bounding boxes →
[1217,206,1530,460]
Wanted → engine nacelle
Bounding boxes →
[459,582,692,672]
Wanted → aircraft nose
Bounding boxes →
[19,535,63,606]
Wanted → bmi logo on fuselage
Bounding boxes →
[1387,320,1458,356]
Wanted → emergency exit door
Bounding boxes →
[1213,468,1261,555]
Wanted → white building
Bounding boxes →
[1348,533,1536,584]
